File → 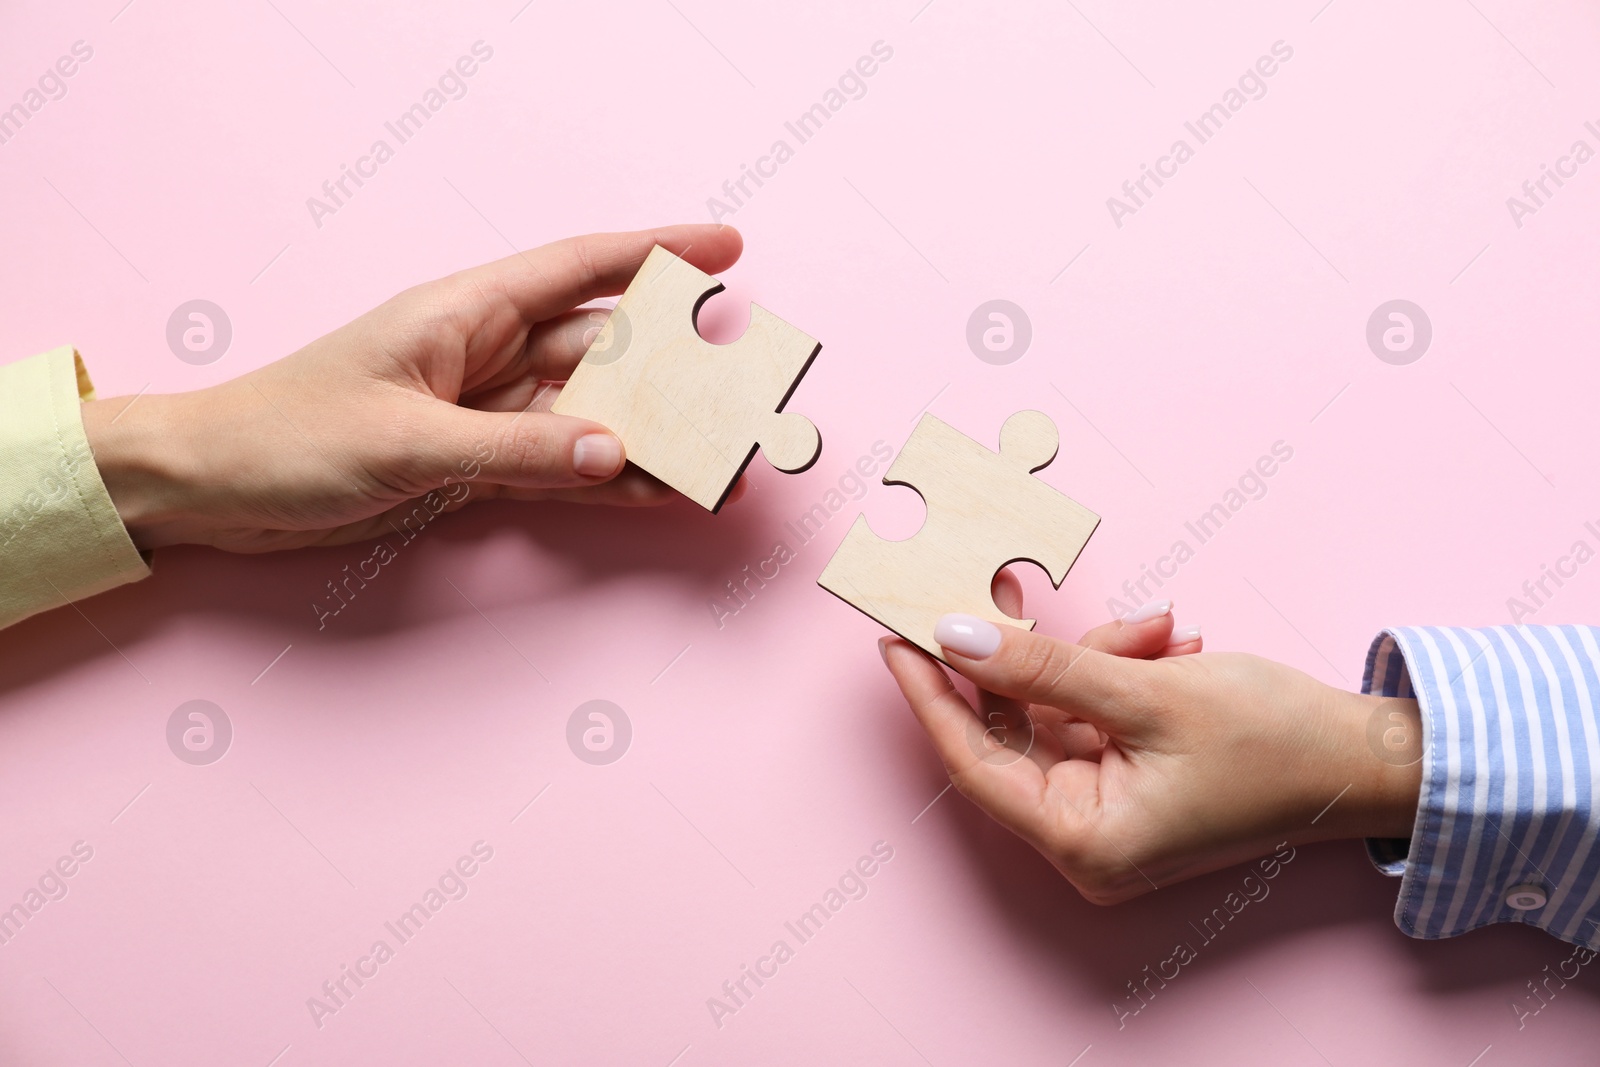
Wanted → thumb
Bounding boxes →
[932,613,1152,738]
[417,403,627,488]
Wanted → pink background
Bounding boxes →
[3,0,1599,1063]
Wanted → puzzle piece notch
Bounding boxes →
[818,411,1100,662]
[551,245,821,511]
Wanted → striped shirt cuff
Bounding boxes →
[1363,626,1600,948]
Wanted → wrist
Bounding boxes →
[80,392,197,551]
[1319,689,1423,841]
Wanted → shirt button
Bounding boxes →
[1506,885,1548,910]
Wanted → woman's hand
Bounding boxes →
[79,224,743,553]
[880,574,1422,904]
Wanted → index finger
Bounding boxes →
[880,637,1052,836]
[455,224,745,324]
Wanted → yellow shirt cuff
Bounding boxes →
[0,346,150,629]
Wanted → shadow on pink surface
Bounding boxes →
[0,485,777,692]
[908,759,1600,1022]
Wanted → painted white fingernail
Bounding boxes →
[877,636,892,666]
[933,613,1002,659]
[1167,624,1202,644]
[572,434,624,477]
[1122,599,1172,623]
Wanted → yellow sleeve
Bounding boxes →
[0,346,150,629]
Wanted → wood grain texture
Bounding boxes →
[550,245,822,511]
[818,410,1100,663]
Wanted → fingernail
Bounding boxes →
[581,325,602,347]
[933,613,1002,659]
[1167,624,1202,644]
[572,434,623,477]
[877,636,892,666]
[1122,599,1172,623]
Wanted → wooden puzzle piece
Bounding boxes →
[818,411,1100,663]
[550,245,822,511]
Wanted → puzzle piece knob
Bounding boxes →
[998,410,1059,473]
[758,412,822,473]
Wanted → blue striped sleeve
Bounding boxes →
[1362,626,1600,947]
